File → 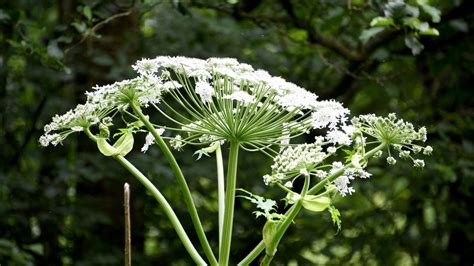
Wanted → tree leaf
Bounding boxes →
[419,28,439,36]
[83,6,92,21]
[419,3,441,23]
[370,17,394,27]
[360,27,385,44]
[404,35,424,55]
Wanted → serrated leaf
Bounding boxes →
[263,220,280,256]
[404,35,424,55]
[302,196,331,212]
[97,138,119,156]
[370,17,394,27]
[83,6,92,21]
[328,205,342,232]
[113,132,134,156]
[360,27,385,43]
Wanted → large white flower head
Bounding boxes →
[127,56,350,149]
[40,56,350,155]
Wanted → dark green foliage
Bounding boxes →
[1,0,473,264]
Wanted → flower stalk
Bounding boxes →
[40,56,432,265]
[219,141,240,265]
[238,142,387,265]
[84,128,207,265]
[216,143,225,250]
[131,104,217,265]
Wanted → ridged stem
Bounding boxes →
[219,141,240,265]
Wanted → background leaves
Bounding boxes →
[1,0,473,265]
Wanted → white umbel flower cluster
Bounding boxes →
[41,56,352,149]
[352,113,431,168]
[328,162,372,196]
[132,56,324,112]
[268,143,327,181]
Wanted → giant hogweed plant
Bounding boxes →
[40,57,432,265]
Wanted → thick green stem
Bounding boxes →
[115,155,207,265]
[260,175,310,266]
[84,128,206,265]
[219,141,240,265]
[238,143,387,265]
[132,104,218,265]
[216,144,225,251]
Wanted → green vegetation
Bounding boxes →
[1,0,473,265]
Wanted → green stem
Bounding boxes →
[132,104,218,265]
[238,143,387,265]
[216,144,225,251]
[84,128,206,265]
[259,175,310,266]
[115,155,207,265]
[219,141,240,265]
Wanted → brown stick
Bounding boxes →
[124,183,131,266]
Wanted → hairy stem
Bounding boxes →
[219,141,240,265]
[238,143,386,265]
[132,104,217,265]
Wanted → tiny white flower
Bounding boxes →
[223,91,255,104]
[195,81,215,103]
[413,159,425,168]
[327,146,337,154]
[326,130,352,146]
[387,156,397,165]
[373,150,383,158]
[423,146,433,155]
[71,126,84,132]
[141,129,165,153]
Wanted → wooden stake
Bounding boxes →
[124,183,131,266]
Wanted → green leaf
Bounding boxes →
[404,35,424,55]
[370,17,394,27]
[302,196,331,212]
[262,220,280,256]
[83,6,92,21]
[420,28,439,36]
[71,21,87,33]
[405,18,430,32]
[419,2,441,23]
[97,138,120,156]
[328,206,342,232]
[113,132,134,156]
[360,27,385,44]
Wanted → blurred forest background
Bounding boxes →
[1,0,473,265]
